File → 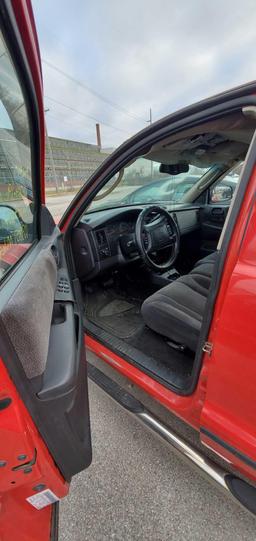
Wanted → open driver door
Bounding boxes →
[0,2,91,540]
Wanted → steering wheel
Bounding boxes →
[135,206,180,271]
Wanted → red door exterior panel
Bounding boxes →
[0,359,69,541]
[200,165,256,482]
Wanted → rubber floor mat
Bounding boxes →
[99,299,135,317]
[85,289,144,339]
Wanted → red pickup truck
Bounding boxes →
[0,1,256,539]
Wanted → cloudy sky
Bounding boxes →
[32,0,256,149]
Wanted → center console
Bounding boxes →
[149,267,180,288]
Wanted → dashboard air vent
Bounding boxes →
[96,229,107,247]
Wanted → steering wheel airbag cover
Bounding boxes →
[135,205,180,271]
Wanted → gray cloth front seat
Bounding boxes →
[141,252,217,351]
[194,251,218,267]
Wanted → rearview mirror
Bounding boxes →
[159,162,189,175]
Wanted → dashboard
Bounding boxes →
[72,205,200,281]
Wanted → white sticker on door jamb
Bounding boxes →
[26,489,60,509]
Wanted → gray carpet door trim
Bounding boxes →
[1,248,57,379]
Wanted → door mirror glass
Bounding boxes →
[0,205,26,243]
[210,184,233,203]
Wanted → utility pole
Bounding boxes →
[44,108,59,192]
[149,107,152,125]
[149,108,153,178]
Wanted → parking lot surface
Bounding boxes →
[59,376,256,541]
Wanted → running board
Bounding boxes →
[88,363,256,516]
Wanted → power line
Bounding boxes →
[44,95,131,135]
[46,111,96,136]
[42,58,147,124]
[45,112,118,150]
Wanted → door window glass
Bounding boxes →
[0,31,35,279]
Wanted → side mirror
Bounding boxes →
[0,205,26,243]
[210,184,233,203]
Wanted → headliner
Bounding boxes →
[144,110,256,168]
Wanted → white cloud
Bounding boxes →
[32,0,256,148]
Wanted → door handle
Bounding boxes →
[211,207,224,215]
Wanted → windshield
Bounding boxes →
[87,157,209,212]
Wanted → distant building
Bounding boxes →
[45,136,110,189]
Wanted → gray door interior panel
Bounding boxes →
[0,234,91,480]
[2,248,57,379]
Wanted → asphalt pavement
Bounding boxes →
[46,193,75,220]
[59,369,256,541]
